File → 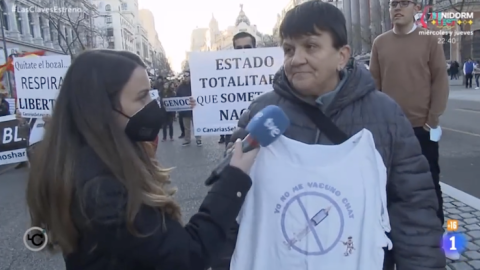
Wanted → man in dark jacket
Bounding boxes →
[217,1,445,270]
[0,92,10,116]
[176,71,201,146]
[463,58,474,88]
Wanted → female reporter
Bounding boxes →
[26,50,258,270]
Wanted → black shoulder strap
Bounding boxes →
[300,104,349,145]
[274,89,349,144]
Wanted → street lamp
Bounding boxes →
[153,50,157,77]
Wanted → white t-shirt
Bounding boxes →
[28,118,45,145]
[231,129,392,270]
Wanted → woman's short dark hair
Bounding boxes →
[26,49,181,254]
[279,0,347,49]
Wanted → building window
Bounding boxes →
[0,0,9,30]
[105,16,112,24]
[473,30,480,60]
[70,29,75,44]
[105,4,111,11]
[86,34,92,47]
[15,10,22,34]
[49,23,54,41]
[142,43,148,57]
[39,17,44,38]
[121,3,127,10]
[28,12,34,37]
[107,27,113,36]
[108,41,114,49]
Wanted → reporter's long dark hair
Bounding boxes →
[26,50,181,254]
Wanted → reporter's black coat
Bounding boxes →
[64,146,252,270]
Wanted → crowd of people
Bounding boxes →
[149,71,203,146]
[3,0,475,269]
[447,59,480,89]
[0,91,9,116]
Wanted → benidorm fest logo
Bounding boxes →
[417,5,474,30]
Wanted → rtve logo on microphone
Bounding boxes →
[264,118,280,137]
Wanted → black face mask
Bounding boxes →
[117,100,165,141]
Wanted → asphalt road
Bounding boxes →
[439,89,480,198]
[0,88,479,270]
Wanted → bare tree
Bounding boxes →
[349,24,374,56]
[443,0,476,63]
[156,52,172,76]
[40,0,107,55]
[181,60,189,72]
[379,0,392,33]
[369,0,382,44]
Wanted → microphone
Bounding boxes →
[205,105,290,186]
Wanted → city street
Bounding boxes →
[1,87,480,270]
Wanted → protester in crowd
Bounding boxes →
[0,91,10,116]
[218,1,445,269]
[371,0,453,256]
[153,76,165,93]
[25,49,258,270]
[474,60,480,89]
[218,32,256,146]
[174,77,186,138]
[176,71,201,146]
[450,60,459,80]
[161,81,176,141]
[464,58,475,88]
[370,0,450,262]
[370,0,449,217]
[177,111,185,138]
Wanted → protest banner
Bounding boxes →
[15,55,71,118]
[162,97,191,112]
[4,98,44,146]
[0,115,28,165]
[28,118,45,146]
[189,47,283,135]
[149,90,190,112]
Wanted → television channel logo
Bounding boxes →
[23,227,48,251]
[417,6,474,30]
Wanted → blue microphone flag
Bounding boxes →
[246,105,290,147]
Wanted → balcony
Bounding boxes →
[121,19,135,35]
[141,28,148,39]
